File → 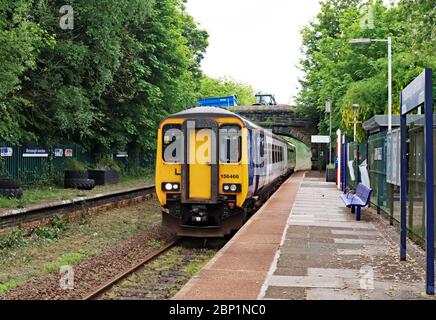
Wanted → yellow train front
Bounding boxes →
[155,107,296,237]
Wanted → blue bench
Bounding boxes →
[340,183,373,221]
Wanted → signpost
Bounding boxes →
[22,148,48,158]
[336,129,341,190]
[400,68,434,295]
[0,147,13,157]
[311,135,331,144]
[54,148,64,157]
[65,149,73,157]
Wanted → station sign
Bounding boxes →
[401,70,426,115]
[311,135,331,144]
[22,148,48,158]
[54,148,64,157]
[65,149,73,157]
[0,147,13,157]
[116,152,129,158]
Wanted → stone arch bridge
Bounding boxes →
[225,105,317,145]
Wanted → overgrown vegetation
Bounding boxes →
[0,214,69,250]
[0,200,163,295]
[65,159,87,171]
[0,175,152,209]
[0,0,209,167]
[297,0,435,141]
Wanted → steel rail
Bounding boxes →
[83,238,179,300]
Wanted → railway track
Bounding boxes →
[0,185,155,229]
[83,238,180,300]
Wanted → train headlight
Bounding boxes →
[162,183,180,192]
[165,183,173,191]
[222,184,241,193]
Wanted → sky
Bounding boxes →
[186,0,322,104]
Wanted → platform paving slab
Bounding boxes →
[174,171,435,300]
[259,173,434,300]
[173,172,305,300]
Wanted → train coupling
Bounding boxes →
[191,205,208,223]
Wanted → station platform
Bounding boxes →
[174,171,432,300]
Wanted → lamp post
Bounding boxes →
[326,99,333,164]
[352,104,360,143]
[349,37,392,132]
[352,104,360,161]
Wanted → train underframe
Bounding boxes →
[162,169,294,237]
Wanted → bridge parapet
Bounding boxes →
[224,105,317,145]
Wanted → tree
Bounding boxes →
[198,76,256,106]
[0,0,209,172]
[297,0,435,141]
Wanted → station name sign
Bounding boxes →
[23,148,48,158]
[402,69,426,115]
[311,135,331,144]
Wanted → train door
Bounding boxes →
[182,119,219,203]
[253,130,266,194]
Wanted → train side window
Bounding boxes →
[259,132,265,158]
[272,145,275,163]
[162,124,183,163]
[220,125,241,163]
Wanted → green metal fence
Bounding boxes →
[344,127,436,248]
[0,142,155,186]
[367,132,389,213]
[0,143,91,186]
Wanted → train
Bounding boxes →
[155,107,296,237]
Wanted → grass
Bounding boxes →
[43,250,99,273]
[0,200,162,295]
[0,175,154,209]
[104,245,218,300]
[148,239,164,249]
[0,277,25,294]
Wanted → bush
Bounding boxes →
[0,229,28,249]
[65,159,87,171]
[93,158,121,173]
[326,163,336,170]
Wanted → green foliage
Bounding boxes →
[297,0,435,141]
[0,229,28,249]
[0,0,208,161]
[43,250,97,273]
[65,159,86,171]
[198,76,256,106]
[93,158,122,172]
[34,215,69,240]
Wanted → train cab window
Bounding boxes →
[219,125,241,163]
[162,124,183,163]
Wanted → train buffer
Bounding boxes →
[340,183,373,221]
